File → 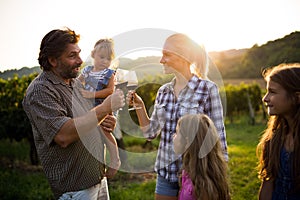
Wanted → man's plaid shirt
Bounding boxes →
[144,75,228,183]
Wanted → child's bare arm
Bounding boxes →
[94,74,115,99]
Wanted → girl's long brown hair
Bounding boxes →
[178,114,230,200]
[257,63,300,192]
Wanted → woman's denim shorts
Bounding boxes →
[155,175,179,196]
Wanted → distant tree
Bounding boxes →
[222,83,262,124]
[0,73,39,165]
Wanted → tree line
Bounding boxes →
[0,73,264,165]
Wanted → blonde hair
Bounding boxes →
[177,114,230,200]
[91,38,115,60]
[165,33,209,79]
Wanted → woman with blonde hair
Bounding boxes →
[126,33,228,199]
[173,113,230,200]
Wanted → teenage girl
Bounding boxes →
[257,63,300,200]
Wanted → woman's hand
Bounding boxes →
[126,90,143,108]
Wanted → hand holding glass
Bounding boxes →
[124,70,141,111]
[127,85,142,111]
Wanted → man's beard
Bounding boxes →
[57,60,80,79]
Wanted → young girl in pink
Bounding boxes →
[173,114,231,200]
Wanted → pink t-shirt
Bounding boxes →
[179,170,196,200]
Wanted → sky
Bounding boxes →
[0,0,299,72]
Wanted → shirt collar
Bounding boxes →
[162,74,202,93]
[187,74,202,91]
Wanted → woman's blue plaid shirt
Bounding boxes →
[144,75,228,183]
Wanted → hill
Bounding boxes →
[1,31,299,80]
[0,57,163,80]
[0,66,41,80]
[210,31,300,78]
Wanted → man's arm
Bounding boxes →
[54,90,124,148]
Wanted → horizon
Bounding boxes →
[1,0,299,72]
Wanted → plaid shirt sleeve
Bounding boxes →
[205,83,228,161]
[143,86,169,140]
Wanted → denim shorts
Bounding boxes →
[155,175,179,196]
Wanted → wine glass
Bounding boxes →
[114,81,128,111]
[126,71,142,111]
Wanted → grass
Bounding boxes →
[0,139,54,200]
[226,121,265,200]
[0,168,53,200]
[109,172,156,200]
[0,115,266,200]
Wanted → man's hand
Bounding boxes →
[102,89,125,112]
[80,89,95,99]
[100,114,116,132]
